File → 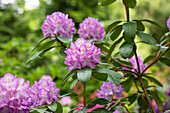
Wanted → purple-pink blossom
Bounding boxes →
[0,73,31,113]
[60,96,71,106]
[167,16,170,30]
[30,79,60,107]
[97,82,124,100]
[122,55,146,73]
[41,11,75,38]
[0,73,60,112]
[78,17,105,41]
[64,38,101,71]
[41,75,52,82]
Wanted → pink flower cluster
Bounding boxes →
[167,16,170,30]
[64,38,101,71]
[78,17,106,41]
[122,55,146,73]
[0,73,31,113]
[97,82,124,100]
[41,12,75,38]
[30,79,60,107]
[60,96,71,106]
[0,73,60,113]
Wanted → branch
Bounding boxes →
[124,0,130,22]
[114,69,138,75]
[55,36,67,48]
[102,51,135,70]
[141,47,169,75]
[121,104,130,113]
[139,77,156,113]
[133,45,141,74]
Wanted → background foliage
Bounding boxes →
[0,0,169,112]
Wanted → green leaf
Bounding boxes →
[60,92,78,98]
[119,41,133,59]
[70,79,78,90]
[78,107,87,113]
[108,74,121,85]
[136,21,145,31]
[123,0,137,9]
[27,51,43,64]
[107,37,123,60]
[149,91,163,112]
[123,21,137,38]
[59,48,67,57]
[47,102,57,112]
[30,108,50,113]
[77,67,92,83]
[92,73,108,81]
[57,37,72,44]
[56,102,63,113]
[140,19,162,28]
[137,78,148,88]
[136,31,157,45]
[159,46,169,51]
[39,46,56,57]
[31,37,48,52]
[121,77,133,92]
[98,0,116,6]
[143,75,163,87]
[128,93,137,105]
[106,21,122,34]
[164,110,170,113]
[38,40,55,51]
[27,46,56,64]
[94,68,124,85]
[91,108,112,113]
[87,98,110,109]
[68,106,83,113]
[95,44,109,53]
[94,68,124,79]
[62,70,77,86]
[159,57,170,66]
[106,25,122,41]
[155,86,168,101]
[138,96,148,109]
[160,32,170,41]
[110,26,122,41]
[144,55,155,63]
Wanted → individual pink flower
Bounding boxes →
[41,11,75,38]
[78,17,105,41]
[167,16,170,30]
[65,38,101,71]
[122,55,146,73]
[73,81,83,94]
[41,75,52,82]
[97,82,124,100]
[60,96,71,106]
[76,104,103,112]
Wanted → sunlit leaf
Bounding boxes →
[77,67,92,83]
[123,21,137,38]
[98,0,116,6]
[136,31,157,45]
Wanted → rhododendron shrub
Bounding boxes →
[25,1,170,113]
[0,73,61,113]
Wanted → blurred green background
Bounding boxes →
[0,0,169,110]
